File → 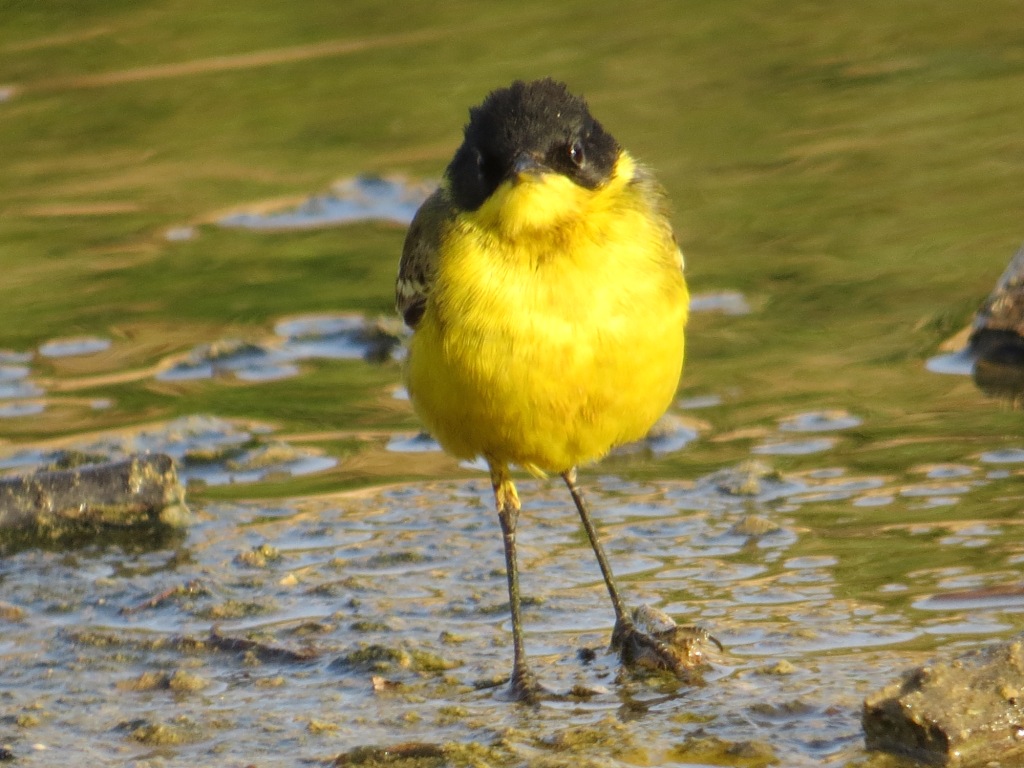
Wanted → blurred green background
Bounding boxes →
[2,0,1023,482]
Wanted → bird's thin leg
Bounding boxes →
[561,468,633,644]
[563,468,697,677]
[490,463,540,703]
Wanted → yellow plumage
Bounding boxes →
[405,152,688,474]
[395,79,696,701]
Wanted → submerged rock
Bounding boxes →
[613,412,703,456]
[969,242,1024,366]
[706,460,784,497]
[619,604,721,678]
[969,245,1024,405]
[863,633,1024,766]
[670,734,778,768]
[0,453,188,543]
[331,742,446,767]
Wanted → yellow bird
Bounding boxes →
[396,78,690,701]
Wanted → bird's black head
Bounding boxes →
[447,79,621,212]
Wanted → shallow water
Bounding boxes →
[3,225,1024,767]
[3,195,1024,768]
[2,321,1024,766]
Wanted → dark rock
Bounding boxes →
[863,633,1024,766]
[969,243,1024,405]
[969,242,1024,362]
[0,453,188,539]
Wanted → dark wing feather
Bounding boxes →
[396,187,451,330]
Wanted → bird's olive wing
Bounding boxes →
[396,187,451,330]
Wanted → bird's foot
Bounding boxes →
[612,605,721,679]
[506,665,550,705]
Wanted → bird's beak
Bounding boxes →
[512,152,546,180]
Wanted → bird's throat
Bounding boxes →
[469,153,636,244]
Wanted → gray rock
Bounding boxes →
[863,634,1024,766]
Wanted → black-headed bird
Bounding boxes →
[396,78,691,702]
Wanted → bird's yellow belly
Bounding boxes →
[405,217,688,474]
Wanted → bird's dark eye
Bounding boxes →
[568,141,585,167]
[477,148,503,184]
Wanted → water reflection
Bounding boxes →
[0,377,42,401]
[688,291,751,315]
[155,313,403,382]
[753,438,836,455]
[386,431,441,453]
[38,335,112,358]
[778,411,862,433]
[218,175,435,230]
[0,415,336,487]
[925,347,976,376]
[678,394,723,409]
[0,400,45,418]
[977,448,1024,464]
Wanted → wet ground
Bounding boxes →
[2,313,1024,766]
[4,2,1024,766]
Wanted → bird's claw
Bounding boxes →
[612,606,721,679]
[507,665,549,705]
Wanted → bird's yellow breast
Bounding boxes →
[405,153,688,474]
